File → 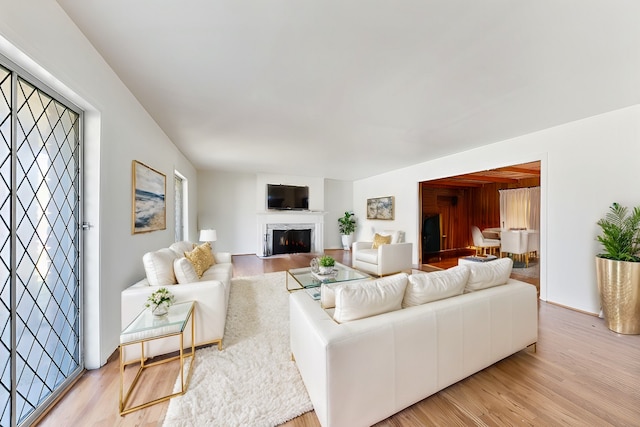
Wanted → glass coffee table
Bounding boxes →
[286,262,371,298]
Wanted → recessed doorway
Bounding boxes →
[419,161,541,288]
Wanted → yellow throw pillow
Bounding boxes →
[184,243,214,278]
[372,233,392,249]
[200,242,216,266]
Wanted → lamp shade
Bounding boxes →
[199,229,217,242]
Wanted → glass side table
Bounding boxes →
[119,301,195,415]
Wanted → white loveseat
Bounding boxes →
[352,230,413,276]
[290,259,538,427]
[121,241,233,362]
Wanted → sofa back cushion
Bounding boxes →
[403,266,469,308]
[143,248,179,286]
[174,257,200,284]
[169,240,195,256]
[333,273,408,323]
[464,258,513,292]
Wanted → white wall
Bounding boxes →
[354,104,640,315]
[324,179,354,249]
[0,0,198,368]
[198,169,256,254]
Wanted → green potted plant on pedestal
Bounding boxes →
[595,202,640,334]
[338,211,357,250]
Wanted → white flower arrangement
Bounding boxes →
[145,287,175,310]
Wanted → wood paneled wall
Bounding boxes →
[420,177,540,255]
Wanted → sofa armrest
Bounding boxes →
[213,252,232,264]
[377,242,413,275]
[352,241,373,268]
[352,241,373,251]
[290,291,399,427]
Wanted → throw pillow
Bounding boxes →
[174,257,199,284]
[464,257,513,292]
[403,266,470,307]
[200,242,216,266]
[184,243,214,278]
[381,230,402,244]
[333,273,408,323]
[321,281,347,309]
[372,233,392,249]
[142,248,178,286]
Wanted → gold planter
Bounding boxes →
[595,257,640,334]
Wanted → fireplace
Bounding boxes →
[257,212,325,257]
[272,229,312,255]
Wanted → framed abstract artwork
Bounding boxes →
[367,196,394,220]
[132,160,166,234]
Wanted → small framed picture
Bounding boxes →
[132,160,166,234]
[367,196,394,220]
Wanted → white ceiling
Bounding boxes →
[56,0,640,181]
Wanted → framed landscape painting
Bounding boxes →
[132,160,166,234]
[367,196,394,220]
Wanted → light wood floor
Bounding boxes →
[37,250,640,426]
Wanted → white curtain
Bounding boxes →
[499,186,540,230]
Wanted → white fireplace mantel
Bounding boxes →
[256,211,326,257]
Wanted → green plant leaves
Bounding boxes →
[596,202,640,262]
[338,211,356,235]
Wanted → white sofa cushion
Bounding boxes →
[169,240,195,256]
[403,266,469,307]
[142,248,179,286]
[333,273,408,323]
[174,257,199,284]
[356,248,378,264]
[464,257,513,292]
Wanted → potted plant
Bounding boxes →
[145,287,175,317]
[338,211,357,250]
[595,202,640,334]
[318,255,335,275]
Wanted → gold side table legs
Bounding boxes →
[119,305,196,415]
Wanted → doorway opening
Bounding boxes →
[419,161,541,288]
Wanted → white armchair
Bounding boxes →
[352,231,413,276]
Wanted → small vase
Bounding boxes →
[319,266,333,275]
[152,304,168,317]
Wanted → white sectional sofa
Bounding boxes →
[121,241,233,362]
[290,258,538,427]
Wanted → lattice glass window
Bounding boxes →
[0,64,12,427]
[0,63,82,427]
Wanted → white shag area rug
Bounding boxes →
[162,272,313,427]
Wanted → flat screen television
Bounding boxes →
[267,184,309,210]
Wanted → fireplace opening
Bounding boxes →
[272,229,312,255]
